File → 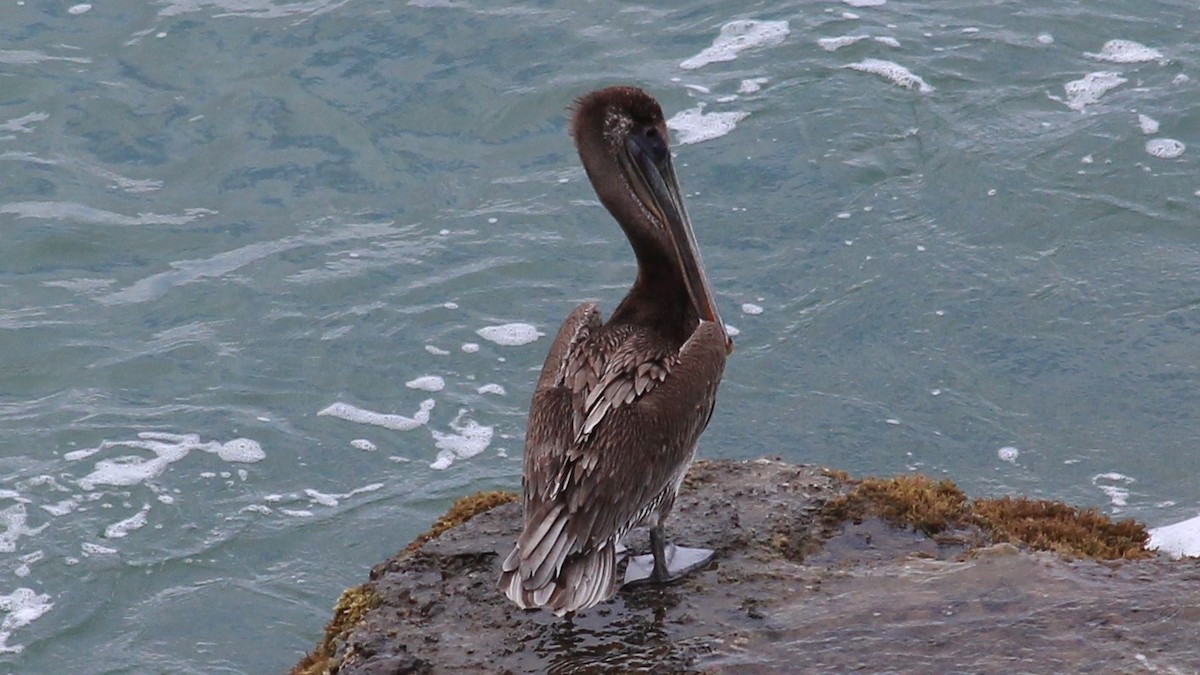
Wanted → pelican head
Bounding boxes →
[571,86,731,353]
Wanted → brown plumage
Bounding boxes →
[498,86,731,616]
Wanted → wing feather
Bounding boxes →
[572,327,676,443]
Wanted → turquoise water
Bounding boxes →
[2,0,1199,672]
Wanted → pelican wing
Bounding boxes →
[566,325,675,445]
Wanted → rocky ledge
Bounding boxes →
[293,458,1200,674]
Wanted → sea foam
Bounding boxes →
[318,400,435,431]
[405,375,446,392]
[1063,72,1126,111]
[680,20,790,70]
[846,59,934,93]
[0,587,53,654]
[74,433,264,490]
[476,323,543,346]
[1145,138,1185,159]
[430,411,494,470]
[1085,39,1163,63]
[667,105,750,145]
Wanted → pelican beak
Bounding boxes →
[622,131,732,354]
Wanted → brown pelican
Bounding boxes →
[498,86,731,616]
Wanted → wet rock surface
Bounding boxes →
[295,459,1200,674]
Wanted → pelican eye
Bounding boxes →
[638,126,669,165]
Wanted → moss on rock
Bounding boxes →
[820,474,1151,561]
[291,584,381,675]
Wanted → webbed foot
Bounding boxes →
[622,543,714,586]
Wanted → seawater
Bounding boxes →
[2,0,1199,672]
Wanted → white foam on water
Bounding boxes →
[1062,71,1126,111]
[997,446,1019,463]
[318,399,435,431]
[442,301,459,309]
[476,323,543,346]
[73,432,264,490]
[350,439,377,451]
[67,3,92,14]
[680,20,790,70]
[741,303,764,315]
[15,551,44,577]
[874,36,900,48]
[477,383,506,395]
[429,411,494,471]
[1092,472,1134,508]
[1145,138,1185,159]
[1137,114,1159,134]
[103,504,150,539]
[1037,33,1054,45]
[78,440,180,489]
[299,483,384,509]
[1085,39,1163,63]
[39,497,79,517]
[725,323,741,337]
[461,342,480,353]
[62,446,102,462]
[216,438,264,462]
[1149,514,1200,558]
[667,105,751,145]
[80,542,116,556]
[738,77,768,94]
[304,489,339,508]
[0,587,53,654]
[843,0,884,6]
[818,35,869,51]
[280,509,313,518]
[425,344,450,356]
[0,504,48,553]
[405,375,445,392]
[846,59,934,93]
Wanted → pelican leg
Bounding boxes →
[622,525,714,587]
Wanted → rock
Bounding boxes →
[293,459,1200,674]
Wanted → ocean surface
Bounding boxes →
[2,0,1199,672]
